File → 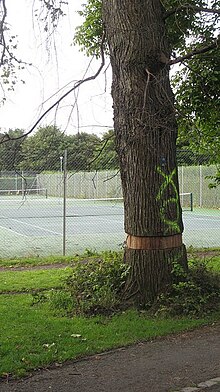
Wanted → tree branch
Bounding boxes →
[3,32,106,142]
[0,0,7,66]
[164,5,220,19]
[88,135,113,167]
[168,36,219,65]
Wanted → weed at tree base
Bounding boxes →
[31,252,220,319]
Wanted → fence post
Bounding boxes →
[72,173,75,199]
[181,166,184,206]
[190,192,193,212]
[15,174,18,191]
[106,170,108,197]
[63,150,67,256]
[96,171,98,198]
[60,156,63,199]
[199,165,203,208]
[21,171,25,198]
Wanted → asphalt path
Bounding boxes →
[1,323,219,392]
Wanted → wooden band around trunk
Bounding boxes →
[126,234,182,250]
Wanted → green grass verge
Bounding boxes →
[209,256,220,272]
[0,255,75,268]
[0,249,219,269]
[0,293,219,379]
[0,251,113,268]
[0,268,71,293]
[0,252,216,295]
[0,250,219,379]
[188,255,220,273]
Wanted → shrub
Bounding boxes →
[48,290,75,316]
[49,251,130,316]
[154,259,220,317]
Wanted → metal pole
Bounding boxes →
[181,166,184,206]
[21,170,25,199]
[63,150,67,256]
[15,174,18,191]
[190,192,193,212]
[96,171,98,198]
[60,156,63,200]
[106,170,108,197]
[199,165,202,208]
[60,156,63,173]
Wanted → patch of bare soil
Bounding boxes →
[0,262,71,272]
[190,250,220,258]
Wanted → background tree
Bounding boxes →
[66,132,100,171]
[174,47,220,165]
[75,0,220,305]
[91,129,119,171]
[18,127,116,172]
[0,125,118,173]
[20,125,66,171]
[0,128,24,170]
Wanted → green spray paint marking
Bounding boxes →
[156,167,181,233]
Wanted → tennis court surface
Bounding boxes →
[0,196,219,258]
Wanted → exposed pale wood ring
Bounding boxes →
[126,234,182,250]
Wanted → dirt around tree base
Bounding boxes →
[1,323,220,392]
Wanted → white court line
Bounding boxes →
[0,216,61,236]
[185,216,220,221]
[0,224,29,238]
[0,200,59,205]
[11,218,61,235]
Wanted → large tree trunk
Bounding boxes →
[103,0,188,306]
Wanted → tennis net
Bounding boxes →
[63,193,193,217]
[0,192,193,220]
[0,188,48,199]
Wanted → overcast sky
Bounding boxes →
[0,0,113,136]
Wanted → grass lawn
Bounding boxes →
[0,268,71,293]
[0,248,219,270]
[0,255,76,269]
[188,251,220,272]
[0,249,219,380]
[0,294,218,379]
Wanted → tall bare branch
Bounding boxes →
[3,32,106,142]
[168,36,220,65]
[164,5,220,19]
[0,0,7,66]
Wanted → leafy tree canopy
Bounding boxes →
[174,47,220,165]
[91,129,118,171]
[20,125,66,172]
[66,132,100,171]
[74,1,220,56]
[0,128,25,171]
[0,125,118,172]
[74,0,220,166]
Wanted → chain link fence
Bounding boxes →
[0,144,219,259]
[36,165,219,209]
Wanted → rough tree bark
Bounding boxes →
[102,0,188,306]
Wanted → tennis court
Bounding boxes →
[0,195,219,258]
